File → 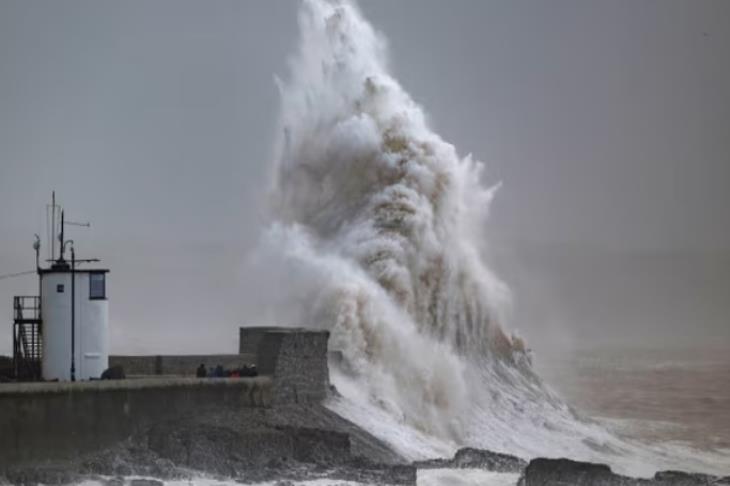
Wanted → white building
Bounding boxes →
[11,195,110,382]
[39,263,109,381]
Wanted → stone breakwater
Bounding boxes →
[1,403,415,485]
[0,328,416,485]
[2,328,728,485]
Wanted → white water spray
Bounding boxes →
[249,0,730,476]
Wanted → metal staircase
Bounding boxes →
[12,296,42,381]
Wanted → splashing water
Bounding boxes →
[249,0,730,477]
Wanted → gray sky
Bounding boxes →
[1,0,728,355]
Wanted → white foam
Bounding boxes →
[418,470,519,486]
[77,472,521,486]
[244,0,730,479]
[77,478,377,486]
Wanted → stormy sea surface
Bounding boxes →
[66,0,728,484]
[537,346,730,455]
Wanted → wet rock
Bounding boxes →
[129,480,164,486]
[2,465,81,485]
[101,478,125,486]
[520,458,625,485]
[414,447,526,473]
[651,470,728,485]
[343,457,417,485]
[520,457,728,486]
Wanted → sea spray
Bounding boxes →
[264,0,519,441]
[246,0,730,476]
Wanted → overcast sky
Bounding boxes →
[1,0,728,355]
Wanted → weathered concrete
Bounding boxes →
[255,328,330,404]
[240,326,286,355]
[0,377,271,467]
[2,403,414,485]
[0,328,333,470]
[109,354,256,376]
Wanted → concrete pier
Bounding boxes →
[0,327,331,468]
[0,376,271,467]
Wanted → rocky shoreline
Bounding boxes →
[3,404,729,486]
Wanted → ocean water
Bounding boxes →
[536,346,730,453]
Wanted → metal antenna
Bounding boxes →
[66,221,91,228]
[33,234,40,270]
[59,210,65,262]
[51,191,55,261]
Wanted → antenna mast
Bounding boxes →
[51,191,55,261]
[59,210,65,262]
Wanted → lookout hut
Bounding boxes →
[11,193,109,381]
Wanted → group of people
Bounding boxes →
[195,363,258,378]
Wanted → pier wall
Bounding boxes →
[0,377,271,467]
[0,327,330,468]
[256,328,330,404]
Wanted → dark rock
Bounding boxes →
[101,478,125,486]
[521,457,626,485]
[129,480,164,486]
[520,457,727,486]
[414,447,526,473]
[332,463,417,485]
[653,470,719,485]
[2,465,81,485]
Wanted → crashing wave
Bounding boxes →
[247,0,730,477]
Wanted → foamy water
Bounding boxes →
[79,471,519,486]
[234,0,730,480]
[78,478,374,486]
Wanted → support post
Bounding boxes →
[51,191,55,262]
[70,246,76,382]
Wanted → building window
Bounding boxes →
[89,273,106,300]
[57,284,64,293]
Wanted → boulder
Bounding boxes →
[520,457,727,486]
[414,447,526,473]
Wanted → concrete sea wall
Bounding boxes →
[256,328,330,404]
[0,327,331,469]
[0,377,270,467]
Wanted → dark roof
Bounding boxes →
[39,267,109,275]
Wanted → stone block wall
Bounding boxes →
[250,328,330,405]
[239,326,284,356]
[0,377,271,467]
[0,327,332,467]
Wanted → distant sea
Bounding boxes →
[535,345,730,453]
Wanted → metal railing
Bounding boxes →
[12,296,42,381]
